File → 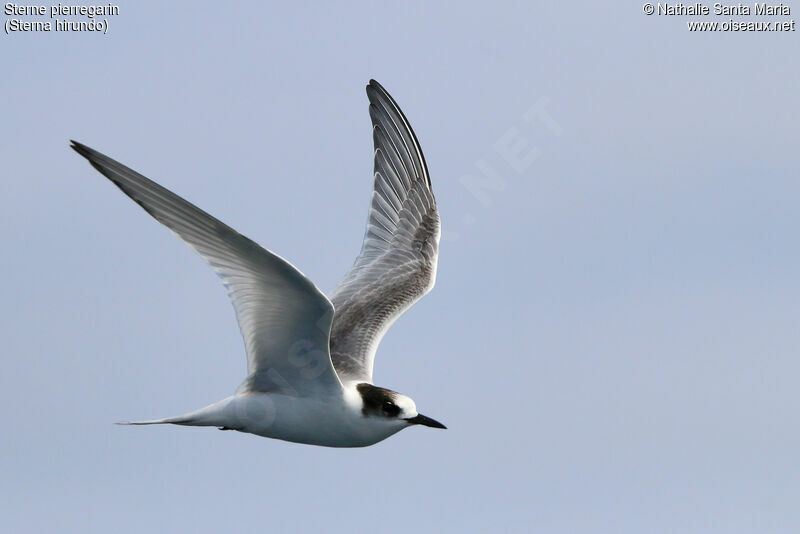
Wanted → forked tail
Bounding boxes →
[116,397,235,427]
[116,416,196,426]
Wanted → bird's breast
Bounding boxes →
[226,392,400,448]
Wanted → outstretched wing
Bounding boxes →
[329,80,440,384]
[71,141,342,397]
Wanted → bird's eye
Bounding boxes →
[382,402,400,417]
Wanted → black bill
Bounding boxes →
[406,414,447,429]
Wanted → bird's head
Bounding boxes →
[356,383,446,429]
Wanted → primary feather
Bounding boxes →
[329,80,440,384]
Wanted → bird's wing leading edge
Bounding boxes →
[71,141,342,397]
[329,80,440,384]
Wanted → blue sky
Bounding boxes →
[2,2,799,533]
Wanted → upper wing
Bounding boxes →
[71,141,342,397]
[329,80,440,384]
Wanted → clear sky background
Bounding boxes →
[2,2,799,533]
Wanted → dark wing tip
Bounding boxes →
[367,78,385,93]
[366,80,399,110]
[70,139,89,156]
[366,79,393,106]
[70,140,110,177]
[364,80,433,190]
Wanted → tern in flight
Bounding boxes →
[71,80,444,447]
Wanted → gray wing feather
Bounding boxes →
[329,80,440,384]
[71,141,342,396]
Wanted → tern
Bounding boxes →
[71,80,444,447]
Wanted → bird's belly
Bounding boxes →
[223,393,398,448]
